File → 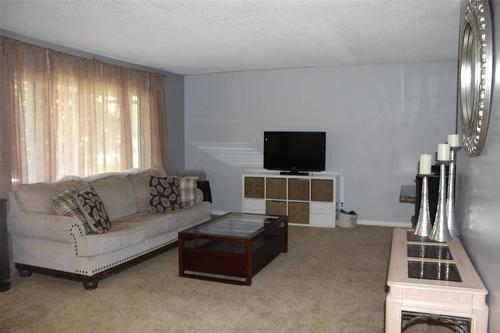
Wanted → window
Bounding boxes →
[18,79,150,182]
[1,36,166,188]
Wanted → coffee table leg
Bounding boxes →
[178,236,185,277]
[245,240,252,285]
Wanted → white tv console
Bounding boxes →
[242,172,338,228]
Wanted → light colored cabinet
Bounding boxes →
[242,173,337,228]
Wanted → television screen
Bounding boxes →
[264,131,326,172]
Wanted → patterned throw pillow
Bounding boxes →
[149,176,181,213]
[50,188,92,234]
[76,187,112,234]
[180,176,199,208]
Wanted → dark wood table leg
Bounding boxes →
[245,239,252,285]
[178,235,185,277]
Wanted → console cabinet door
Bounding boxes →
[288,178,309,201]
[288,202,309,224]
[266,200,286,216]
[311,179,334,202]
[266,178,286,199]
[244,177,265,198]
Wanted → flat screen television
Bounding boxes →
[264,131,326,175]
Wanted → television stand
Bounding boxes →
[280,171,309,176]
[242,173,337,228]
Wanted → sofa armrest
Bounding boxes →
[7,211,85,244]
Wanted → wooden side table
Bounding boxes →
[385,228,488,332]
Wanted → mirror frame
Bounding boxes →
[458,0,494,156]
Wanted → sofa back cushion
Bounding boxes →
[13,166,166,216]
[128,166,167,212]
[15,180,88,214]
[89,176,138,220]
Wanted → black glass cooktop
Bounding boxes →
[407,244,453,260]
[408,261,462,282]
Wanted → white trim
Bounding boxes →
[212,210,230,216]
[357,219,411,228]
[289,223,334,229]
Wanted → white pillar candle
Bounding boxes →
[437,143,450,161]
[419,154,432,174]
[448,134,460,148]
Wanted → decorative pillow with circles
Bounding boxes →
[76,187,112,234]
[149,176,182,213]
[50,187,92,234]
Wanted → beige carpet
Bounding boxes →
[1,226,394,333]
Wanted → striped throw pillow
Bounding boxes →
[50,188,92,234]
[180,176,199,208]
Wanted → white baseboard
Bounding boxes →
[357,219,411,228]
[289,223,334,229]
[212,210,230,216]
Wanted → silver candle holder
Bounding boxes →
[430,160,452,242]
[446,146,462,238]
[414,174,432,238]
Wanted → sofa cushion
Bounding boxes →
[179,176,198,208]
[90,176,138,220]
[15,180,89,214]
[50,188,92,234]
[114,202,211,238]
[76,187,112,234]
[149,176,181,213]
[75,222,146,257]
[128,166,167,212]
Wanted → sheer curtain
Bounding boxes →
[0,36,167,198]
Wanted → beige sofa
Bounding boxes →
[7,168,211,289]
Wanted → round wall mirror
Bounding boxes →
[458,0,493,156]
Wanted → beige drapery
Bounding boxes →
[0,36,167,198]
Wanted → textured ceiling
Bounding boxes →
[0,0,461,75]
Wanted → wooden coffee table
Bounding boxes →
[178,212,288,285]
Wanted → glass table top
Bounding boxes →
[184,213,281,238]
[408,261,462,282]
[406,231,439,243]
[407,244,453,260]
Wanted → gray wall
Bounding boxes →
[0,30,186,173]
[456,0,500,330]
[185,62,457,223]
[165,73,185,173]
